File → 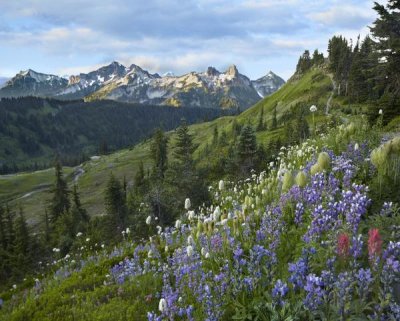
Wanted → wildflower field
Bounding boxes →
[1,117,399,321]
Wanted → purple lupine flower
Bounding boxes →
[294,202,305,225]
[350,234,363,259]
[289,257,309,290]
[272,279,289,306]
[304,274,325,310]
[356,268,373,300]
[334,272,353,318]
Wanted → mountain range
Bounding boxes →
[0,62,285,110]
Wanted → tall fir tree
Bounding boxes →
[348,36,377,103]
[134,161,146,195]
[296,50,312,74]
[104,173,127,237]
[13,206,31,272]
[237,125,258,175]
[166,119,208,215]
[328,35,352,95]
[4,204,14,250]
[312,49,324,66]
[173,119,196,167]
[370,0,400,119]
[70,185,89,230]
[150,128,169,179]
[48,159,70,223]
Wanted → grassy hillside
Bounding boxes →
[2,112,400,320]
[0,67,334,225]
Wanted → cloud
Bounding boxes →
[309,4,375,29]
[0,0,380,79]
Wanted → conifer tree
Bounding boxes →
[48,159,70,223]
[328,35,352,95]
[237,125,258,174]
[4,205,14,250]
[166,119,207,216]
[173,119,196,167]
[348,36,377,103]
[296,50,312,74]
[104,174,127,236]
[13,207,30,266]
[150,128,169,179]
[71,185,89,229]
[212,126,219,145]
[370,0,400,118]
[134,161,146,195]
[256,108,265,131]
[312,49,324,66]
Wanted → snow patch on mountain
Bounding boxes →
[0,62,285,110]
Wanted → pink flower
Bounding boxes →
[368,228,382,260]
[337,233,350,258]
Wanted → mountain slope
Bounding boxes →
[0,70,68,98]
[58,62,160,100]
[2,94,398,321]
[252,71,285,97]
[88,64,262,109]
[0,67,331,225]
[0,63,285,110]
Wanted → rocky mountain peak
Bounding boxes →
[225,65,239,77]
[206,66,220,77]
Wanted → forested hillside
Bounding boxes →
[0,97,231,173]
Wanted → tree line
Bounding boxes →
[0,97,232,174]
[296,1,400,122]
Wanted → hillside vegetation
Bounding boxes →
[1,1,400,319]
[2,107,400,320]
[0,97,230,173]
[1,67,332,225]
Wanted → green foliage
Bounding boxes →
[104,174,127,239]
[48,159,70,223]
[296,50,312,75]
[237,125,258,175]
[370,0,400,120]
[328,35,352,95]
[150,128,169,179]
[0,97,229,174]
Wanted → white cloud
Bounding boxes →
[309,4,375,28]
[0,0,381,79]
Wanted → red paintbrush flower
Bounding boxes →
[337,232,350,258]
[368,228,382,260]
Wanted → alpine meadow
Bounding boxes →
[1,1,400,320]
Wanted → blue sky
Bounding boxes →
[0,0,379,80]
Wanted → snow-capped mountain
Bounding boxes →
[251,71,285,98]
[58,62,160,100]
[90,64,262,109]
[0,70,68,98]
[0,63,285,110]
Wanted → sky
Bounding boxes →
[0,0,381,80]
